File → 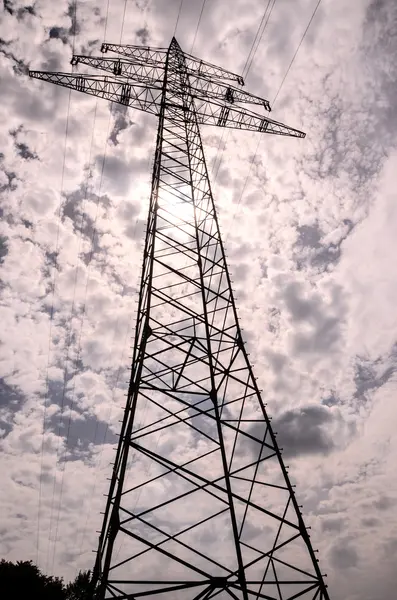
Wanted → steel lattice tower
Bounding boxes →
[30,38,330,600]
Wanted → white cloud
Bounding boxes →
[0,0,397,599]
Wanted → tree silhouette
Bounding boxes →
[0,560,94,600]
[65,570,94,600]
[0,559,65,599]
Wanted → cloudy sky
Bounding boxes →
[1,0,397,598]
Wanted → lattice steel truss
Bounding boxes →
[30,38,330,600]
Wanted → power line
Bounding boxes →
[272,0,323,105]
[37,0,80,571]
[244,0,277,78]
[241,0,275,78]
[211,128,227,177]
[174,0,184,37]
[71,0,78,56]
[103,0,111,42]
[45,53,105,585]
[36,88,72,571]
[74,136,157,569]
[211,1,276,186]
[49,112,113,574]
[120,0,129,45]
[190,0,207,54]
[75,303,135,568]
[226,0,323,241]
[52,0,154,557]
[46,0,123,573]
[46,101,100,571]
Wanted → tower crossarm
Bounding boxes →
[29,69,303,137]
[191,97,305,136]
[183,50,244,85]
[101,42,167,67]
[28,70,163,114]
[72,55,271,111]
[188,75,272,110]
[102,40,244,85]
[70,55,165,86]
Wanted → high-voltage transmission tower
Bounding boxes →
[30,38,329,600]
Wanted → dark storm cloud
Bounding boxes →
[294,220,355,272]
[300,0,397,203]
[47,1,82,47]
[372,495,395,512]
[136,27,150,45]
[109,104,133,146]
[381,537,397,557]
[0,38,29,75]
[321,391,340,407]
[0,54,68,125]
[10,127,39,160]
[16,142,38,160]
[282,281,346,355]
[0,169,18,193]
[48,26,70,45]
[353,352,396,400]
[2,0,35,18]
[323,344,397,413]
[62,186,111,241]
[284,281,322,322]
[0,235,8,264]
[117,199,140,222]
[247,404,342,459]
[0,378,27,437]
[345,343,397,413]
[271,404,336,457]
[67,2,80,38]
[116,199,145,241]
[0,378,23,409]
[304,92,354,182]
[95,154,133,195]
[321,516,345,533]
[17,5,35,19]
[61,186,115,266]
[48,406,118,458]
[3,0,13,14]
[231,262,249,281]
[329,538,358,570]
[361,516,381,528]
[45,379,118,458]
[265,349,287,373]
[124,218,146,241]
[362,0,397,145]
